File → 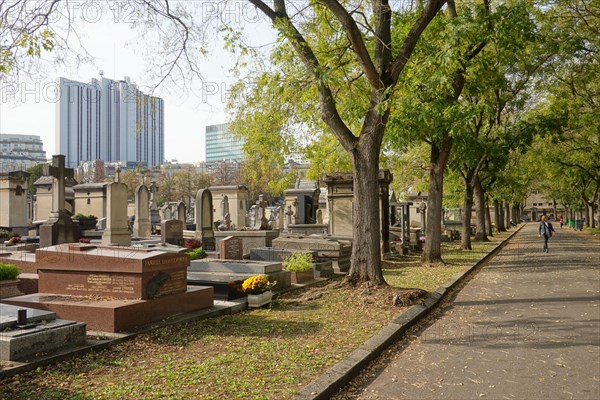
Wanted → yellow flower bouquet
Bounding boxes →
[241,275,277,295]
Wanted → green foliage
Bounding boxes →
[186,248,207,261]
[26,164,44,195]
[0,263,20,281]
[0,229,11,239]
[282,252,313,272]
[74,213,96,220]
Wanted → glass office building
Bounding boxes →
[205,123,244,163]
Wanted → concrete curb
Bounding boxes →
[294,225,525,400]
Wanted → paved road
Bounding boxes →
[346,223,600,400]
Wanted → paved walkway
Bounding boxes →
[347,223,600,399]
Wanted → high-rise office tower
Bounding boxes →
[56,74,164,168]
[205,123,244,163]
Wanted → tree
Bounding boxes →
[26,163,44,194]
[232,0,447,284]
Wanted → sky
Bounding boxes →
[0,2,275,164]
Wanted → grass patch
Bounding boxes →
[0,233,510,399]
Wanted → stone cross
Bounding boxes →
[43,155,74,213]
[114,167,121,183]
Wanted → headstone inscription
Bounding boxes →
[161,219,184,246]
[39,155,80,248]
[219,236,243,260]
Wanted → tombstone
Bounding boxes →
[275,206,285,231]
[133,184,151,239]
[217,196,231,231]
[177,200,187,223]
[210,185,249,230]
[149,181,160,233]
[219,235,243,260]
[4,244,214,332]
[161,203,173,221]
[323,170,393,254]
[195,188,215,251]
[161,219,184,245]
[0,305,86,361]
[0,171,30,236]
[284,205,294,231]
[39,155,80,248]
[101,181,131,246]
[250,194,269,230]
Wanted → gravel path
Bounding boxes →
[346,224,600,400]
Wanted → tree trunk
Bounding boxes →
[461,177,474,250]
[495,198,506,232]
[346,133,385,284]
[422,136,453,264]
[474,175,488,241]
[504,201,511,229]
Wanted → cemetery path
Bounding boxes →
[343,223,600,400]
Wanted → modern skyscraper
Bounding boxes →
[205,123,244,163]
[56,74,164,168]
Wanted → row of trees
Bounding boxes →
[227,1,598,281]
[4,1,597,285]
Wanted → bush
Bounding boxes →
[187,248,207,260]
[184,239,202,250]
[282,251,313,272]
[0,229,11,239]
[241,275,277,294]
[0,263,20,281]
[74,213,96,219]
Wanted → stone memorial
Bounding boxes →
[323,170,393,253]
[195,188,215,251]
[133,184,151,239]
[0,305,86,361]
[220,235,243,260]
[217,196,231,231]
[39,155,80,248]
[210,185,249,230]
[3,244,214,332]
[149,181,160,233]
[101,180,131,246]
[161,219,184,246]
[177,200,187,223]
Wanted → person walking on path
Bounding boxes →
[538,214,555,253]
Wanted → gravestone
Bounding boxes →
[161,219,184,246]
[323,170,393,254]
[39,155,80,248]
[220,235,243,260]
[149,181,160,233]
[4,244,214,332]
[133,184,151,239]
[195,188,215,251]
[217,195,231,231]
[177,200,187,223]
[249,194,268,230]
[161,204,173,221]
[0,305,86,361]
[101,181,131,246]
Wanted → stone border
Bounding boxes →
[294,225,525,400]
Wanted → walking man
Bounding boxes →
[538,215,555,253]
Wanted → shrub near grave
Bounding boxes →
[283,251,314,284]
[0,263,20,281]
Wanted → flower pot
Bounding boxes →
[0,279,22,299]
[247,290,273,308]
[77,217,98,231]
[290,270,314,284]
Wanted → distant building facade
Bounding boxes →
[0,133,47,171]
[205,123,244,163]
[56,74,164,168]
